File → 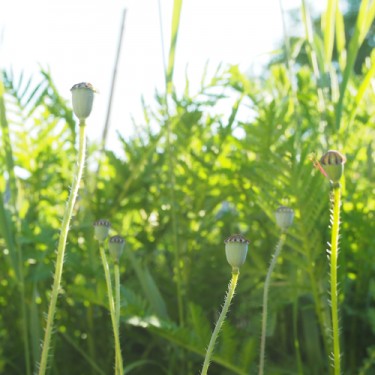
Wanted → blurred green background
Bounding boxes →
[1,0,375,374]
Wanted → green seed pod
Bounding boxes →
[275,206,294,231]
[320,150,346,183]
[71,82,96,122]
[109,235,125,263]
[93,219,111,242]
[224,234,250,270]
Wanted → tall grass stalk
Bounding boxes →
[38,122,87,375]
[165,0,185,326]
[99,242,123,375]
[201,269,239,375]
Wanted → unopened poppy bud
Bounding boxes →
[93,219,111,242]
[109,235,125,263]
[71,82,96,122]
[224,234,250,270]
[275,206,294,231]
[320,150,346,183]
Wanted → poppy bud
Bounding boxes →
[320,150,346,183]
[224,234,250,270]
[275,206,294,231]
[93,219,111,242]
[71,82,96,122]
[109,235,125,263]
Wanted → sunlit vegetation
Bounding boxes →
[0,0,375,374]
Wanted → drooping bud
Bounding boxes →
[224,234,250,271]
[320,150,346,183]
[93,219,111,242]
[71,82,96,122]
[275,206,294,231]
[108,235,125,263]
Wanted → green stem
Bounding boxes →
[293,269,304,375]
[330,185,341,375]
[18,262,31,375]
[165,0,185,327]
[201,269,239,375]
[99,243,123,375]
[258,233,286,375]
[114,263,121,330]
[38,122,87,375]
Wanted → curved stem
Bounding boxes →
[258,233,286,375]
[201,269,239,375]
[99,244,123,375]
[38,122,87,375]
[330,186,341,375]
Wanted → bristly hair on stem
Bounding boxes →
[37,117,88,375]
[201,234,249,375]
[316,150,345,375]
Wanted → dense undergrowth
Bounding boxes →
[1,0,375,374]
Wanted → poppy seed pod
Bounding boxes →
[71,82,96,122]
[275,206,294,231]
[108,235,125,263]
[320,150,346,183]
[93,219,111,242]
[224,234,250,270]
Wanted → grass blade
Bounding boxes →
[335,0,375,129]
[322,0,338,69]
[335,3,346,70]
[166,0,183,92]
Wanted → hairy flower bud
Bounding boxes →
[93,219,111,242]
[71,82,96,122]
[320,150,346,183]
[224,234,250,270]
[109,235,125,263]
[275,206,294,231]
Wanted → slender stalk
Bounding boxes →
[165,0,185,326]
[19,264,32,375]
[330,185,341,375]
[99,243,123,375]
[293,270,304,375]
[258,233,287,375]
[201,269,239,375]
[38,122,87,375]
[114,263,121,330]
[100,8,127,153]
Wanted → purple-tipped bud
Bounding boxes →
[71,82,96,122]
[224,234,250,270]
[93,219,111,242]
[275,206,294,231]
[320,150,346,183]
[108,235,125,263]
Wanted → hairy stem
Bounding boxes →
[258,233,286,375]
[330,185,341,375]
[201,269,239,375]
[38,122,87,375]
[99,244,123,375]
